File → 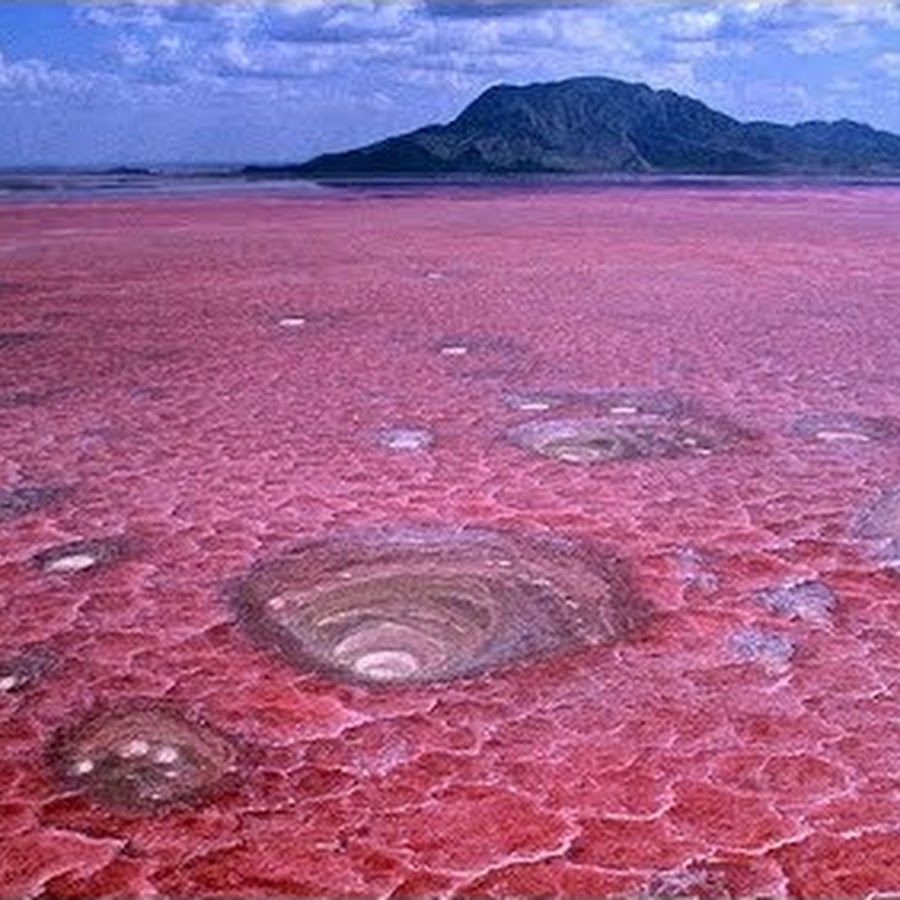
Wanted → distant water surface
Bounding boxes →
[3,166,900,203]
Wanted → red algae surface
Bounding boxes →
[1,184,900,897]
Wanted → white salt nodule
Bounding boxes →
[517,401,552,412]
[814,430,871,443]
[353,650,420,681]
[45,553,98,574]
[120,738,151,758]
[382,428,433,451]
[154,745,180,765]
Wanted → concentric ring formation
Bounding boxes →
[504,387,747,465]
[229,526,648,685]
[507,412,744,464]
[48,704,237,812]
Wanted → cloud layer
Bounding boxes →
[2,0,900,165]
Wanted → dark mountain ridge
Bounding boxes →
[257,76,900,178]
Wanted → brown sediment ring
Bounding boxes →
[47,701,238,813]
[228,525,649,686]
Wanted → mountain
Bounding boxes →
[252,76,900,178]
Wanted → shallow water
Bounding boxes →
[1,183,899,897]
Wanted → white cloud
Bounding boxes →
[3,0,900,166]
[830,2,900,28]
[78,2,170,28]
[158,34,183,55]
[828,75,861,93]
[0,48,85,96]
[118,36,150,66]
[667,9,721,40]
[873,51,900,78]
[786,21,870,54]
[223,36,253,69]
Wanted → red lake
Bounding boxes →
[1,183,899,897]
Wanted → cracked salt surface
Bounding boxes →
[3,186,900,898]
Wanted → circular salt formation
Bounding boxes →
[0,485,65,522]
[229,526,647,685]
[33,537,125,575]
[48,704,237,812]
[791,411,900,444]
[507,414,743,464]
[375,427,434,452]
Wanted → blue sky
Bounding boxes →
[1,1,900,166]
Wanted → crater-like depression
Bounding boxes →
[228,526,648,685]
[48,703,237,813]
[506,412,745,464]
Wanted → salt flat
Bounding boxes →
[1,183,899,897]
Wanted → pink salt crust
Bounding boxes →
[1,185,899,898]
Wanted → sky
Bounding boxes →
[1,0,900,167]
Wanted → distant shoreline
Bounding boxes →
[2,169,900,205]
